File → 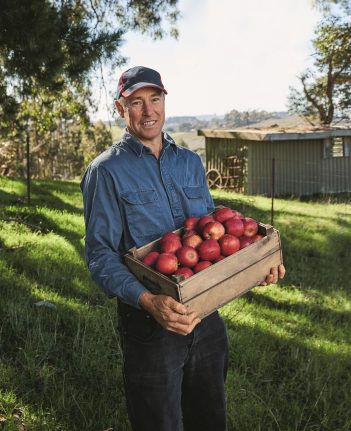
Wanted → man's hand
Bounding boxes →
[139,291,201,336]
[260,263,286,286]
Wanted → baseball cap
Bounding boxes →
[116,66,168,99]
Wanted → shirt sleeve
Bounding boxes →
[81,164,148,308]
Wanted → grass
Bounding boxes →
[168,131,205,151]
[0,177,350,430]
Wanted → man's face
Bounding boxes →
[115,87,165,145]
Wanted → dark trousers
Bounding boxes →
[117,301,228,431]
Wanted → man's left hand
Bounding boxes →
[260,263,286,286]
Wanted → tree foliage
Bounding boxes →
[0,0,179,179]
[0,84,112,178]
[288,12,351,125]
[223,109,279,128]
[0,0,179,116]
[314,0,350,14]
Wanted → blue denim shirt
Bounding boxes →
[81,131,214,308]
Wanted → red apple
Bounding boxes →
[182,229,197,239]
[160,237,182,254]
[239,236,254,249]
[176,246,199,268]
[193,261,213,273]
[142,251,160,267]
[224,218,244,237]
[183,216,199,232]
[232,210,244,219]
[156,253,178,275]
[243,217,258,237]
[182,233,203,249]
[160,231,180,244]
[174,267,193,279]
[202,221,225,240]
[252,234,264,242]
[198,239,221,261]
[213,207,234,223]
[196,215,214,234]
[219,234,240,256]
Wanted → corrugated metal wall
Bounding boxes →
[206,137,351,195]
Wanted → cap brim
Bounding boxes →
[122,82,168,97]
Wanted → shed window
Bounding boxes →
[323,137,351,158]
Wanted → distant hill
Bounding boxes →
[166,114,225,123]
[99,111,292,131]
[166,116,199,124]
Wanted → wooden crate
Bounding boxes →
[124,223,283,318]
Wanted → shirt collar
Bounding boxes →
[163,131,179,155]
[122,130,179,157]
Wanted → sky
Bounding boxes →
[91,0,322,121]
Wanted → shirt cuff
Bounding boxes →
[119,279,149,309]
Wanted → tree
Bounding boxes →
[0,83,91,178]
[81,121,113,167]
[223,109,278,128]
[0,0,179,119]
[288,15,351,125]
[0,0,179,183]
[314,0,350,14]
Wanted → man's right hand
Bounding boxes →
[138,291,201,336]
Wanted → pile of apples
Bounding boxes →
[141,207,264,280]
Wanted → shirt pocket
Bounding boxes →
[120,189,164,244]
[183,185,208,217]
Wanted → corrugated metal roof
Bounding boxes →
[198,128,351,141]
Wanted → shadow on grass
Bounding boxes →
[222,314,351,431]
[0,178,130,429]
[212,192,351,429]
[0,177,83,214]
[244,288,351,327]
[30,179,83,214]
[1,180,86,282]
[298,192,351,204]
[213,194,351,291]
[0,188,28,206]
[0,205,91,305]
[0,232,96,305]
[0,261,130,430]
[1,252,350,430]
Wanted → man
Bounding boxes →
[81,66,285,431]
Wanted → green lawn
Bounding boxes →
[0,177,350,430]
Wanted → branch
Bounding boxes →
[301,75,327,124]
[89,0,101,30]
[99,59,112,129]
[334,74,351,84]
[325,61,335,124]
[31,139,50,154]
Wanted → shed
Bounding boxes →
[198,128,351,196]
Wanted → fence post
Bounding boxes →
[271,157,275,226]
[26,122,31,206]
